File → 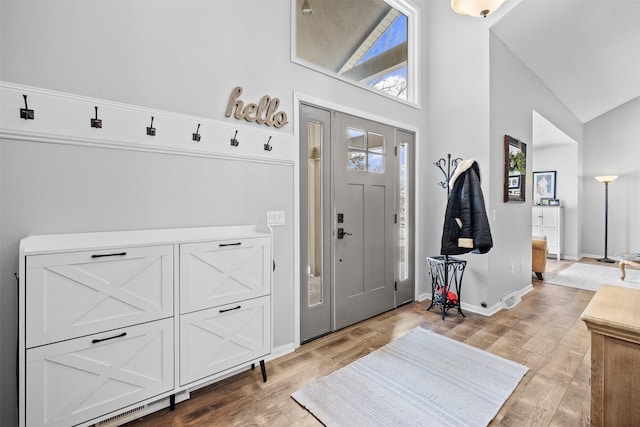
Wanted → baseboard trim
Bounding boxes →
[419,285,534,317]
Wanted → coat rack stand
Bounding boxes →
[427,154,467,320]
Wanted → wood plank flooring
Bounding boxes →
[125,258,633,427]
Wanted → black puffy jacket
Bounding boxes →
[441,160,493,255]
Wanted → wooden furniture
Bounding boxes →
[581,285,640,426]
[18,225,272,427]
[532,235,548,280]
[618,253,640,280]
[532,205,562,260]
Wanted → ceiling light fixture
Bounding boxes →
[451,0,506,17]
[301,0,313,16]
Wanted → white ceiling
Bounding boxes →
[492,0,640,124]
[532,110,577,147]
[295,0,640,128]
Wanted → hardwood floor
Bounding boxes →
[125,258,626,427]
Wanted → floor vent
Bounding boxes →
[501,291,521,309]
[94,390,190,426]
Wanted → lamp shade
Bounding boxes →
[451,0,506,17]
[595,175,618,183]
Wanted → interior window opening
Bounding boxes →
[294,0,417,104]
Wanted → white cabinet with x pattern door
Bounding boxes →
[18,225,272,427]
[179,237,271,387]
[21,243,174,427]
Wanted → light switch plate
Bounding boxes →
[267,211,285,226]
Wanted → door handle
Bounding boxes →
[337,228,352,239]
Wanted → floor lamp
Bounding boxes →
[595,175,618,263]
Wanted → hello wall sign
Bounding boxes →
[225,86,288,129]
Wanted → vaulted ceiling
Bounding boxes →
[492,0,640,124]
[295,0,640,124]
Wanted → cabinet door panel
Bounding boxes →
[180,237,270,314]
[542,208,559,227]
[180,296,270,386]
[26,245,174,348]
[532,208,543,226]
[26,318,174,427]
[546,229,559,248]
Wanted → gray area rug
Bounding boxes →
[546,262,640,291]
[292,327,528,427]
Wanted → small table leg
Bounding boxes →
[260,360,267,382]
[619,259,640,281]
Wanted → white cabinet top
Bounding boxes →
[20,225,270,255]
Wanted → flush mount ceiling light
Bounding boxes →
[301,0,313,16]
[451,0,506,17]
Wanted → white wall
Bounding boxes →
[4,1,626,424]
[582,97,640,257]
[489,32,583,305]
[426,0,584,311]
[532,143,579,259]
[0,1,430,423]
[426,0,498,309]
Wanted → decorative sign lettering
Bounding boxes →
[225,86,288,128]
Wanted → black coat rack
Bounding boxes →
[428,153,466,320]
[434,153,462,198]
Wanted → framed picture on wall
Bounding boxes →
[533,171,556,205]
[508,175,520,189]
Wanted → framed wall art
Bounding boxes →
[504,135,527,202]
[533,171,556,205]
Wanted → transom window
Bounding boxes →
[293,0,419,105]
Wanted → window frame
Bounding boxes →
[291,0,420,108]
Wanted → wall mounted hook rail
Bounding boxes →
[230,130,239,147]
[264,136,273,151]
[91,106,102,128]
[147,116,156,136]
[20,94,34,120]
[192,124,201,141]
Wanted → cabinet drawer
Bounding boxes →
[26,318,174,427]
[180,237,270,314]
[25,245,174,348]
[546,229,559,248]
[180,295,270,386]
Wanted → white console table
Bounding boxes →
[18,225,272,427]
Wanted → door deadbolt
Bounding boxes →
[337,228,352,239]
